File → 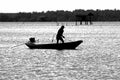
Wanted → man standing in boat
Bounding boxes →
[56,25,65,44]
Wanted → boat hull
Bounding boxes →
[25,40,83,50]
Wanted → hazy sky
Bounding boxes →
[0,0,119,13]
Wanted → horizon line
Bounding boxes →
[0,8,119,13]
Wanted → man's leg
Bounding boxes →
[57,39,59,44]
[60,38,64,43]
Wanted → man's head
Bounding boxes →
[61,25,64,28]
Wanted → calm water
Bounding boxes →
[0,22,120,80]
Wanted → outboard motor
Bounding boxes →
[29,37,36,43]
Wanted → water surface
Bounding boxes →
[0,22,120,80]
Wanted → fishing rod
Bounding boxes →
[5,42,25,53]
[10,37,40,49]
[52,34,56,42]
[10,43,25,49]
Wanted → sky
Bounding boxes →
[0,0,120,13]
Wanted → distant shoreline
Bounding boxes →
[0,21,120,22]
[0,9,120,22]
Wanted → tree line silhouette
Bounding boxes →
[0,9,120,22]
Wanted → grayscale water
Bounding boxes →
[0,22,120,80]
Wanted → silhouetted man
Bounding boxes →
[56,25,65,44]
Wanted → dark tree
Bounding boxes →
[0,9,120,22]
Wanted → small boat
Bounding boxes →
[25,40,83,50]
